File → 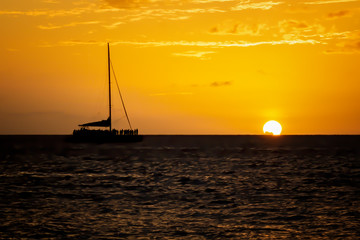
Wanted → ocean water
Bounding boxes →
[0,135,359,239]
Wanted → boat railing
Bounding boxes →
[73,128,139,136]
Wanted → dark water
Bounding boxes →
[0,135,359,239]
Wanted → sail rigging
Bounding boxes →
[78,42,133,130]
[110,60,132,130]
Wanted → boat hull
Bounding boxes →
[67,134,143,143]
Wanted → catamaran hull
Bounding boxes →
[67,135,143,143]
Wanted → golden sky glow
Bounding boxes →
[1,0,359,134]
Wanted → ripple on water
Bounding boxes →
[0,135,359,239]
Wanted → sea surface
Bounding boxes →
[0,135,359,239]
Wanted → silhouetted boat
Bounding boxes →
[70,43,142,142]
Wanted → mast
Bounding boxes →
[107,42,112,132]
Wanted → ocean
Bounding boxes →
[0,135,359,239]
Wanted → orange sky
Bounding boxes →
[1,0,359,134]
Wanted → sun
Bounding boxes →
[263,120,282,135]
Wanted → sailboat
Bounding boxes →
[71,43,143,142]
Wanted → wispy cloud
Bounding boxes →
[45,39,322,48]
[104,8,224,26]
[104,0,215,9]
[40,40,104,47]
[304,0,358,5]
[324,42,360,54]
[192,0,235,3]
[173,51,215,59]
[149,92,193,96]
[38,21,100,30]
[210,22,268,36]
[0,10,49,16]
[103,21,125,29]
[232,1,283,11]
[0,7,91,17]
[104,0,156,9]
[324,31,360,54]
[104,0,284,11]
[104,0,234,9]
[276,19,359,53]
[279,19,310,32]
[211,81,232,87]
[278,19,327,41]
[0,2,107,18]
[42,0,59,3]
[326,10,351,19]
[123,39,321,47]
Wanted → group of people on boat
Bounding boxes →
[113,129,138,135]
[73,128,139,136]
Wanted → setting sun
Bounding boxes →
[263,120,282,135]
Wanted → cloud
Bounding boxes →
[104,0,284,10]
[277,19,357,49]
[327,10,351,19]
[42,0,59,3]
[324,41,360,54]
[103,0,235,9]
[278,19,326,40]
[210,21,268,36]
[45,39,322,48]
[0,10,50,16]
[279,19,310,32]
[192,0,234,3]
[38,21,100,30]
[0,2,106,18]
[103,21,125,29]
[211,81,232,87]
[0,7,92,17]
[104,0,167,9]
[304,0,358,5]
[173,51,215,59]
[232,1,283,11]
[102,8,223,27]
[41,40,105,47]
[149,92,193,96]
[324,31,360,54]
[0,0,222,25]
[116,39,321,47]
